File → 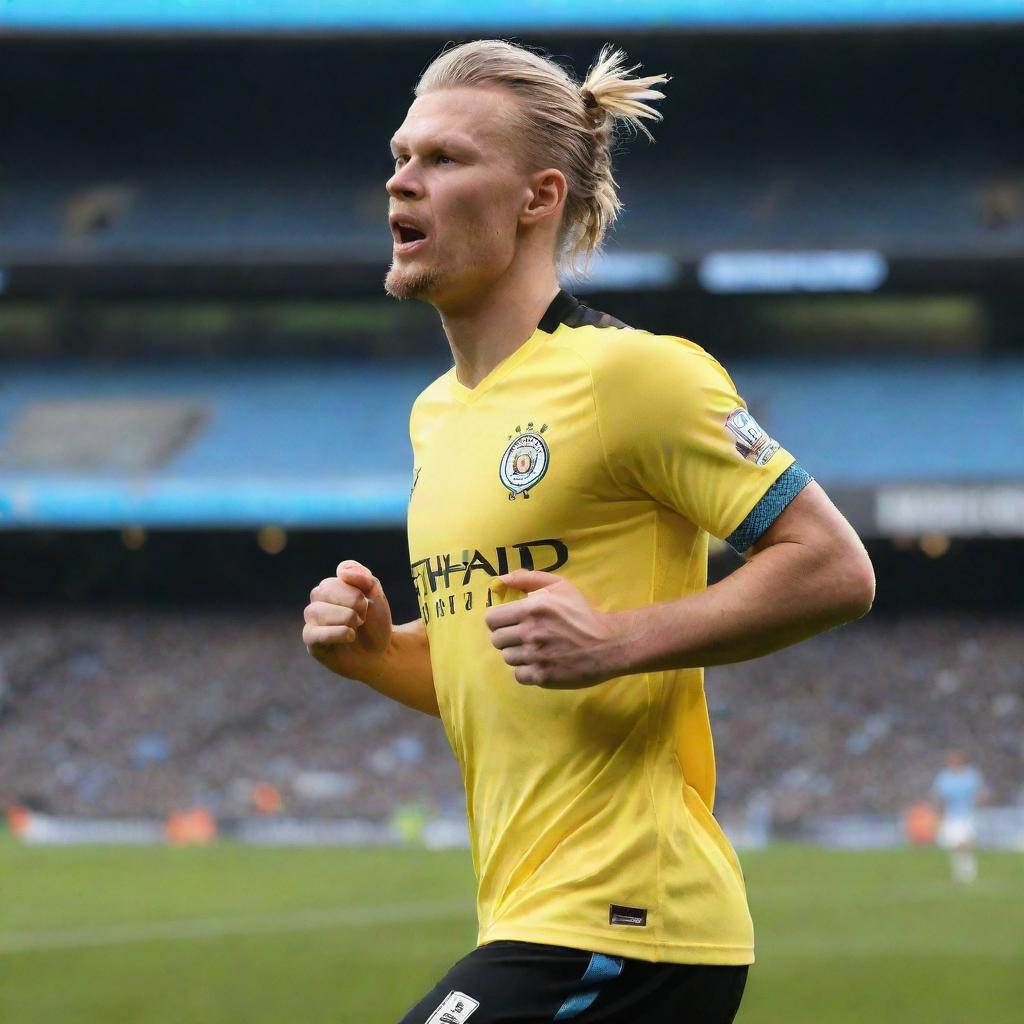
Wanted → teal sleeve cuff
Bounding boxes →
[725,463,812,553]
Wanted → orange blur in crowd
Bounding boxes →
[904,801,940,845]
[251,782,282,815]
[164,807,218,845]
[6,805,30,837]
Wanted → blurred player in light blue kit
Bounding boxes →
[931,750,987,883]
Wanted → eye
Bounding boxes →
[391,152,456,170]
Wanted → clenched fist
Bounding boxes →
[303,560,393,674]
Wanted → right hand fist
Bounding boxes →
[303,560,393,667]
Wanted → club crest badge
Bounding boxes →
[725,408,780,466]
[500,422,549,500]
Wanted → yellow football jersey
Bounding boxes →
[407,290,809,966]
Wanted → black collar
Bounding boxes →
[536,289,580,335]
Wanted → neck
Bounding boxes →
[438,265,561,390]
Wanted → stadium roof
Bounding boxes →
[3,29,1020,298]
[3,0,1024,33]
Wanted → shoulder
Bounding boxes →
[553,317,734,397]
[408,368,453,436]
[410,369,451,413]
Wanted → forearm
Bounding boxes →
[609,538,873,675]
[321,619,439,717]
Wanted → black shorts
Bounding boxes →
[397,940,748,1024]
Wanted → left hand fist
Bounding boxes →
[484,570,624,688]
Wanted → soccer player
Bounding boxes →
[932,749,987,884]
[303,40,875,1023]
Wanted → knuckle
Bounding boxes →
[524,627,546,647]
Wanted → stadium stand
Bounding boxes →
[2,31,1022,294]
[1,18,1021,847]
[1,357,1021,527]
[1,610,1020,826]
[3,157,1022,268]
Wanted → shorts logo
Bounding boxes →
[725,408,780,467]
[425,990,480,1024]
[500,422,549,500]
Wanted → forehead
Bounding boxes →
[390,86,516,155]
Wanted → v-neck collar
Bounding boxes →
[447,289,578,405]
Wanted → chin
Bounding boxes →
[384,261,444,301]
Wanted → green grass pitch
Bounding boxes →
[1,836,1020,1023]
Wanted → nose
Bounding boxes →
[386,161,424,201]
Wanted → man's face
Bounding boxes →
[384,86,531,306]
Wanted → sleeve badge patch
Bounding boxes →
[725,408,781,466]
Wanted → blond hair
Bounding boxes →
[415,40,669,276]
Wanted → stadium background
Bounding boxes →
[1,3,1022,1022]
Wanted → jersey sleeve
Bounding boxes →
[591,332,811,552]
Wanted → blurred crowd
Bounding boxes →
[1,609,1021,826]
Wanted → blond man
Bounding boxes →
[304,40,874,1023]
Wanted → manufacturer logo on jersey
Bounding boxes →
[425,990,480,1024]
[500,422,549,500]
[725,408,780,467]
[609,903,648,927]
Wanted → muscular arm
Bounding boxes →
[303,561,438,716]
[327,618,440,716]
[487,482,875,687]
[316,617,439,717]
[359,619,438,717]
[612,481,875,673]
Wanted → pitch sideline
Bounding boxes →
[0,898,475,955]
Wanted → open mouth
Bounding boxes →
[397,225,427,244]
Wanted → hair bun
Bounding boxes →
[581,87,600,110]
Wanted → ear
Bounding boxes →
[520,168,567,228]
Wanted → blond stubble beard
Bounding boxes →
[383,259,445,301]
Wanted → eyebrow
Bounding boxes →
[389,136,479,156]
